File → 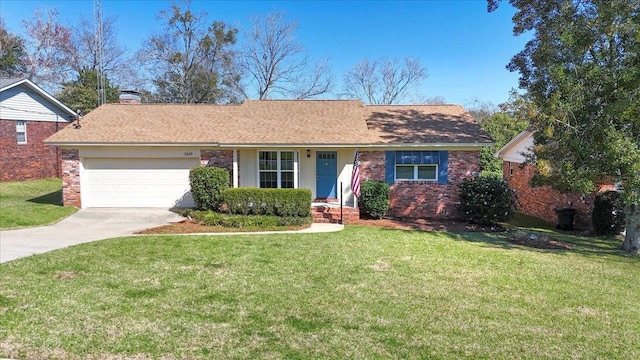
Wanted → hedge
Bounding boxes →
[359,180,390,219]
[592,191,626,235]
[458,176,517,225]
[222,188,312,217]
[189,166,230,210]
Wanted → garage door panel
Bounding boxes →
[84,158,198,208]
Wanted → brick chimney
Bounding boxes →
[119,90,141,104]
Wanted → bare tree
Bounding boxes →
[71,15,129,86]
[138,0,241,103]
[242,11,333,99]
[21,7,75,92]
[408,94,447,104]
[342,56,428,105]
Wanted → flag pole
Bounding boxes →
[340,181,343,224]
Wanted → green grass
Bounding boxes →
[1,227,638,359]
[0,178,77,229]
[508,212,557,231]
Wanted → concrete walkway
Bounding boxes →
[0,209,344,264]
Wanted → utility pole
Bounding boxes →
[95,0,106,106]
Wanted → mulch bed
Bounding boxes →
[348,217,506,232]
[138,216,501,235]
[139,216,573,251]
[137,219,311,235]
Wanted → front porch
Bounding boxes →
[204,148,359,206]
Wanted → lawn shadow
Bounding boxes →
[27,190,62,205]
[378,224,635,260]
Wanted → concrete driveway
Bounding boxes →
[0,208,184,264]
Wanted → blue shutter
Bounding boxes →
[385,151,395,184]
[438,151,448,184]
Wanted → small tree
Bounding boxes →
[359,180,390,219]
[458,176,517,225]
[56,67,119,114]
[189,166,229,210]
[592,191,626,236]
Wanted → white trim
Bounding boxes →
[232,149,238,188]
[395,164,438,181]
[51,142,220,147]
[494,130,533,159]
[257,150,299,189]
[0,78,78,118]
[224,142,493,149]
[48,142,493,149]
[16,120,26,144]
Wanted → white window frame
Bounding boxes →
[257,150,299,189]
[16,121,27,144]
[395,164,438,181]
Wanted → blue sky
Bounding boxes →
[1,0,529,106]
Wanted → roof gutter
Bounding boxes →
[222,142,494,148]
[44,142,221,147]
[45,141,494,148]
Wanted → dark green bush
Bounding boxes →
[189,167,230,210]
[458,176,517,225]
[359,180,390,219]
[187,210,312,228]
[222,188,312,217]
[592,191,626,235]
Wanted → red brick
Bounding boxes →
[360,150,481,219]
[61,149,81,208]
[503,161,613,230]
[0,119,69,181]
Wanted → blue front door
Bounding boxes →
[316,151,337,199]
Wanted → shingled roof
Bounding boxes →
[45,100,493,146]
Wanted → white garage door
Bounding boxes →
[84,158,199,208]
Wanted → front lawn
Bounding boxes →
[0,178,77,229]
[1,226,638,359]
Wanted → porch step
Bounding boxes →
[311,204,359,224]
[313,198,339,203]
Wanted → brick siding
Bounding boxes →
[0,119,67,181]
[200,149,236,185]
[61,149,81,207]
[503,161,614,230]
[360,150,481,219]
[200,150,233,170]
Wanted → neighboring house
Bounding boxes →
[45,98,493,220]
[496,131,614,229]
[0,78,78,182]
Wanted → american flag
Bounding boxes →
[351,149,361,198]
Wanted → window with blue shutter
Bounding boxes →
[385,151,395,184]
[385,150,449,184]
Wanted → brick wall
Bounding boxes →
[200,150,233,171]
[503,161,614,230]
[61,149,81,208]
[200,149,237,185]
[0,119,68,181]
[360,150,481,219]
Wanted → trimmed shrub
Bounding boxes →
[189,166,230,210]
[222,188,312,217]
[188,210,313,228]
[458,176,517,225]
[592,191,626,235]
[359,180,390,219]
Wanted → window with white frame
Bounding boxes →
[395,151,439,181]
[258,150,297,188]
[16,121,26,144]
